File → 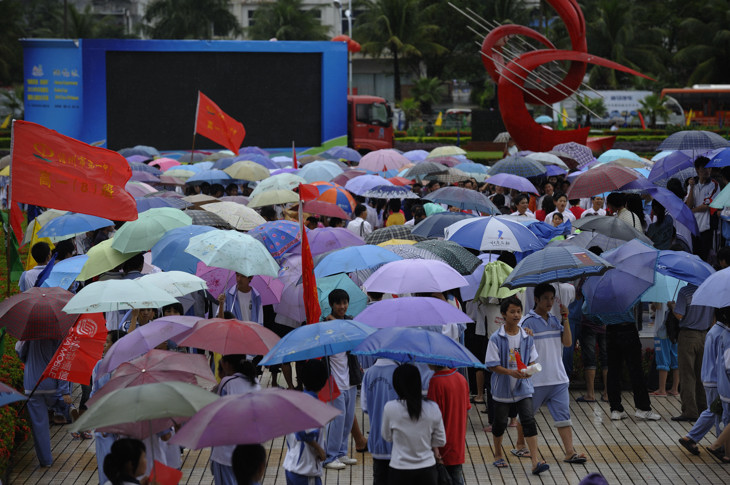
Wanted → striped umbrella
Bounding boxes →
[311,181,357,214]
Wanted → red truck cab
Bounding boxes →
[347,95,394,153]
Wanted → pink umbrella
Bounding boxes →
[250,275,284,305]
[358,149,410,171]
[125,181,157,197]
[301,200,350,219]
[332,169,368,186]
[566,164,640,199]
[219,195,250,205]
[149,157,181,171]
[170,388,340,448]
[196,262,236,299]
[177,318,280,356]
[427,156,461,167]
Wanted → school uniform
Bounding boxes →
[92,360,117,485]
[361,359,398,485]
[224,286,263,323]
[283,390,326,485]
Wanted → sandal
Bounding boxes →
[667,391,680,396]
[678,438,700,456]
[81,431,93,440]
[510,448,531,458]
[532,461,550,475]
[70,432,82,440]
[492,458,508,468]
[563,453,587,464]
[471,396,485,404]
[649,391,667,397]
[576,396,596,403]
[706,446,730,462]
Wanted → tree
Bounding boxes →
[145,0,242,39]
[248,0,329,40]
[397,97,420,128]
[639,93,670,128]
[409,77,445,115]
[673,0,730,85]
[355,0,446,101]
[574,95,606,127]
[59,5,128,39]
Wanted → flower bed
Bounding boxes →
[0,335,30,479]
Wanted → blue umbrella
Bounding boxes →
[535,115,553,124]
[150,225,216,273]
[424,187,499,214]
[403,150,429,162]
[707,147,730,168]
[344,175,394,195]
[323,146,362,163]
[259,319,375,366]
[646,187,699,235]
[37,213,113,239]
[0,382,27,407]
[656,250,715,286]
[411,212,476,238]
[248,221,303,260]
[692,267,730,307]
[640,273,686,303]
[596,149,642,163]
[444,216,544,252]
[501,245,613,289]
[136,196,191,213]
[129,162,163,176]
[454,162,488,174]
[298,161,344,183]
[361,185,420,199]
[239,146,271,158]
[184,162,214,173]
[525,220,571,245]
[317,273,368,318]
[648,150,697,183]
[314,245,402,278]
[212,157,236,170]
[41,255,88,289]
[120,145,160,158]
[488,156,547,178]
[352,327,485,368]
[545,164,567,176]
[186,169,232,184]
[657,130,730,151]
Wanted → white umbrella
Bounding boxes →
[526,152,570,170]
[136,271,208,297]
[185,230,280,277]
[201,202,266,231]
[62,279,179,314]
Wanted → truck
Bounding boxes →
[348,95,394,153]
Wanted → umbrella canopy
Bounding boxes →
[692,267,730,307]
[130,171,161,183]
[707,147,730,168]
[383,244,446,262]
[301,200,351,219]
[526,152,570,170]
[355,297,473,328]
[424,187,499,214]
[454,162,488,174]
[363,259,468,294]
[548,231,628,253]
[444,216,544,252]
[224,161,270,181]
[423,203,447,216]
[182,194,220,206]
[488,157,547,178]
[311,181,356,214]
[646,187,699,235]
[403,161,448,179]
[655,250,715,286]
[298,161,344,182]
[163,169,195,180]
[535,115,553,124]
[220,195,250,205]
[289,227,364,256]
[428,146,467,158]
[344,174,394,195]
[361,185,420,199]
[640,273,687,303]
[76,239,139,281]
[177,318,280,355]
[486,173,539,194]
[130,162,163,175]
[250,275,285,305]
[247,189,299,208]
[37,213,113,239]
[411,212,476,238]
[323,146,362,163]
[136,196,191,213]
[711,182,730,210]
[573,216,653,244]
[314,245,402,278]
[151,225,216,273]
[414,240,481,275]
[137,271,208,297]
[186,169,232,184]
[182,209,234,229]
[596,149,643,163]
[62,279,179,314]
[185,229,280,277]
[501,245,614,289]
[112,208,192,253]
[0,287,77,340]
[552,142,596,168]
[169,388,340,448]
[0,382,27,407]
[331,169,368,186]
[364,225,426,245]
[126,182,159,197]
[259,319,375,366]
[149,157,180,171]
[201,202,266,231]
[69,381,218,439]
[657,130,730,151]
[250,173,307,196]
[40,255,88,290]
[248,220,303,259]
[239,146,271,157]
[352,327,485,368]
[566,164,639,199]
[403,149,429,162]
[317,273,368,317]
[424,167,472,184]
[358,149,411,171]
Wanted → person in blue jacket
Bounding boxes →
[361,358,399,485]
[223,273,263,323]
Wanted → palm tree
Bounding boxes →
[144,0,242,39]
[639,94,670,128]
[355,0,446,101]
[397,97,420,129]
[410,77,445,115]
[574,95,606,127]
[247,0,328,40]
[673,3,730,85]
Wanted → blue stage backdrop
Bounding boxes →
[22,39,348,150]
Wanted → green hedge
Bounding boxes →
[0,137,10,149]
[394,136,472,144]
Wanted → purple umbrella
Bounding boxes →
[355,297,473,328]
[363,259,469,294]
[126,155,150,164]
[169,388,340,448]
[130,171,161,183]
[486,173,539,194]
[239,146,271,158]
[648,150,697,183]
[274,281,305,322]
[646,187,699,235]
[344,174,394,195]
[288,227,365,256]
[235,153,278,170]
[250,275,284,305]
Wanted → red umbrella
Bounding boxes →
[0,287,77,340]
[332,169,368,186]
[302,200,351,219]
[566,164,640,199]
[177,318,280,356]
[388,176,414,186]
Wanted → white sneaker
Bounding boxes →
[611,410,628,421]
[339,457,358,465]
[635,409,661,421]
[324,459,346,470]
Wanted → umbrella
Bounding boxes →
[164,169,195,181]
[486,173,539,194]
[691,267,730,307]
[711,183,730,209]
[494,132,511,143]
[0,382,26,407]
[535,115,553,124]
[526,152,571,170]
[423,203,446,216]
[548,231,628,253]
[707,147,730,168]
[69,381,218,439]
[655,250,715,286]
[358,149,410,171]
[311,181,356,214]
[424,167,472,184]
[250,275,285,305]
[429,156,466,168]
[298,161,344,182]
[250,173,307,196]
[201,202,266,231]
[454,162,488,174]
[657,130,730,151]
[331,169,368,186]
[314,245,402,278]
[76,239,139,281]
[411,212,476,238]
[344,174,394,195]
[378,239,417,247]
[182,194,219,206]
[137,271,208,297]
[136,197,191,213]
[120,145,160,159]
[126,182,158,198]
[130,162,163,176]
[40,255,88,289]
[363,259,468,294]
[247,189,299,208]
[126,154,151,163]
[289,227,364,256]
[177,318,280,356]
[224,161,270,181]
[37,213,113,239]
[403,149,429,162]
[352,327,485,368]
[403,162,448,179]
[472,260,521,300]
[239,146,271,158]
[602,158,650,169]
[383,244,446,262]
[646,187,699,235]
[169,388,340,448]
[62,279,179,314]
[361,185,420,199]
[97,316,201,375]
[220,195,250,205]
[259,319,375,366]
[185,229,280,277]
[186,169,232,184]
[501,245,614,289]
[301,200,351,219]
[323,146,362,163]
[596,149,643,164]
[0,287,77,340]
[182,209,234,229]
[355,297,473,328]
[413,240,481,275]
[552,142,596,168]
[424,187,500,214]
[444,216,544,252]
[150,225,216,273]
[428,146,467,158]
[566,164,639,199]
[364,225,426,245]
[488,157,547,178]
[112,208,192,253]
[573,216,653,244]
[317,273,368,318]
[130,171,161,183]
[640,273,687,303]
[149,157,180,171]
[248,220,303,259]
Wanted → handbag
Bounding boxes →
[665,311,680,344]
[435,463,452,485]
[347,352,363,386]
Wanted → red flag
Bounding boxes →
[194,92,245,154]
[9,202,24,246]
[149,460,183,485]
[298,184,321,324]
[513,349,528,371]
[292,141,298,169]
[298,183,320,203]
[40,313,107,386]
[10,120,137,223]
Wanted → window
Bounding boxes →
[247,9,256,27]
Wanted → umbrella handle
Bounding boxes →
[17,379,43,414]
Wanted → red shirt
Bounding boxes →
[570,206,585,220]
[426,369,471,465]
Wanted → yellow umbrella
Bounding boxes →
[201,202,266,231]
[164,169,195,180]
[76,239,138,281]
[0,166,9,176]
[224,161,270,181]
[377,239,417,247]
[247,190,300,208]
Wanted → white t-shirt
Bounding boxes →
[582,207,606,217]
[521,311,569,387]
[237,290,252,321]
[688,179,720,232]
[329,352,351,390]
[506,332,522,395]
[545,208,576,223]
[381,400,446,470]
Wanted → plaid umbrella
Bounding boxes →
[573,215,653,244]
[551,142,596,168]
[657,130,730,151]
[361,185,421,199]
[384,244,446,261]
[426,156,462,167]
[365,225,427,245]
[424,187,499,214]
[424,168,471,184]
[182,210,233,229]
[414,240,481,275]
[547,150,580,170]
[566,164,639,199]
[404,162,448,178]
[488,157,547,178]
[0,287,78,340]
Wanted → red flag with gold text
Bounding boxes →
[40,313,107,386]
[195,92,246,154]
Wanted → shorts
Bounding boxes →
[531,383,572,427]
[654,337,678,371]
[581,323,607,370]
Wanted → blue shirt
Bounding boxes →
[675,284,714,331]
[702,322,730,386]
[361,359,398,460]
[18,339,70,395]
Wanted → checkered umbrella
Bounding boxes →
[424,187,500,214]
[488,157,547,178]
[182,210,233,229]
[657,130,730,151]
[362,185,421,199]
[365,225,427,245]
[426,156,462,167]
[424,168,472,184]
[384,244,446,262]
[551,142,596,168]
[404,162,448,178]
[414,240,481,275]
[566,164,639,199]
[0,287,78,340]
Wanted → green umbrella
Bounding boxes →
[250,173,308,196]
[247,189,300,208]
[185,229,280,277]
[424,203,446,216]
[76,238,138,281]
[112,207,192,253]
[62,279,179,314]
[475,261,521,300]
[427,145,467,158]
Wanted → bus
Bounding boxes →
[660,85,730,126]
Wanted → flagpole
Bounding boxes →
[4,217,10,298]
[192,91,201,162]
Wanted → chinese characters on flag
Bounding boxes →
[195,92,246,154]
[40,313,107,386]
